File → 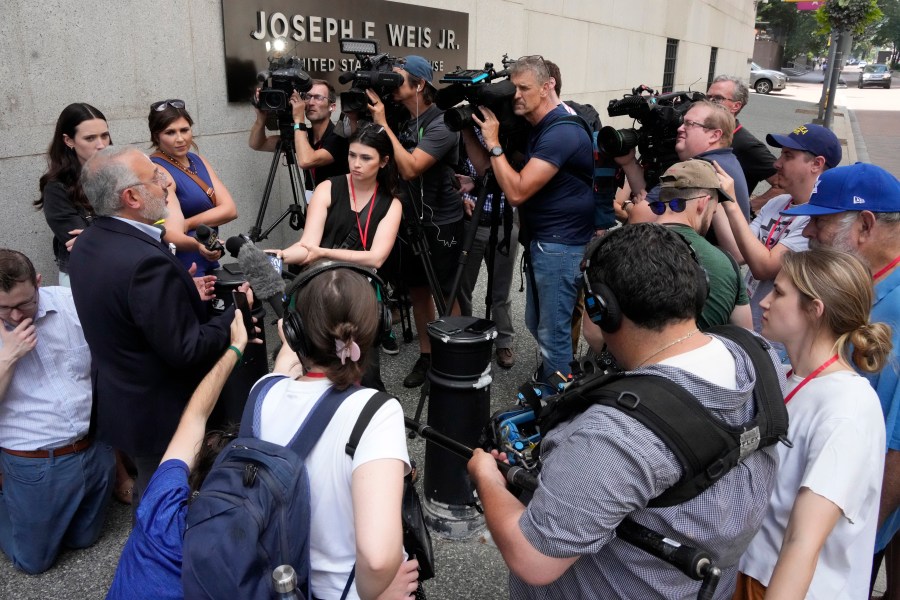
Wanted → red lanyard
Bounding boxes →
[733,124,743,134]
[303,371,327,379]
[764,200,795,249]
[873,254,900,281]
[349,177,378,250]
[784,354,839,404]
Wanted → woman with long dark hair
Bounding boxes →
[148,99,238,276]
[36,103,110,286]
[276,123,402,268]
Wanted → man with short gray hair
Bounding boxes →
[68,146,235,508]
[707,75,782,210]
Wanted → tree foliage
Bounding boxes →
[758,2,829,60]
[816,0,884,35]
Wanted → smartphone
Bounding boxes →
[464,318,495,335]
[232,290,255,338]
[429,319,461,336]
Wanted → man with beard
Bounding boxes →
[249,79,349,193]
[68,146,235,507]
[782,163,900,597]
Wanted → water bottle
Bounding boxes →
[272,564,301,600]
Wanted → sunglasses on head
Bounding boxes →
[648,194,708,216]
[151,99,186,112]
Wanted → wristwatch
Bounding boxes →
[489,146,504,158]
[293,122,307,131]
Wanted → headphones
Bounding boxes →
[281,261,392,359]
[583,231,709,333]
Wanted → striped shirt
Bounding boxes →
[512,333,782,599]
[0,286,92,450]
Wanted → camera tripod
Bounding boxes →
[248,122,307,242]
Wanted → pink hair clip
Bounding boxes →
[335,339,361,365]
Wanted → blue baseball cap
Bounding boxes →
[766,123,842,169]
[400,55,435,87]
[782,162,900,216]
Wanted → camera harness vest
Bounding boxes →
[538,324,790,507]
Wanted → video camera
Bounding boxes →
[435,56,529,151]
[338,38,405,114]
[598,85,704,187]
[255,55,313,129]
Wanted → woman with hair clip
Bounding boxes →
[275,122,402,269]
[258,265,416,600]
[36,103,111,286]
[148,99,238,276]
[735,248,893,600]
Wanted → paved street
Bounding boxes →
[3,71,898,600]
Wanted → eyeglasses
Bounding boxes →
[648,195,709,216]
[119,168,168,194]
[682,119,714,131]
[301,93,330,103]
[707,94,736,104]
[151,99,186,112]
[0,290,37,318]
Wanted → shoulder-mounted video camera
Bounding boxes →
[435,55,529,151]
[599,85,705,187]
[337,39,405,114]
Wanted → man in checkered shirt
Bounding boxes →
[469,223,781,599]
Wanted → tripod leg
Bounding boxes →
[250,139,286,241]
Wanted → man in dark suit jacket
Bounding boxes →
[69,146,234,506]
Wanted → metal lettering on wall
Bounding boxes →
[222,0,469,102]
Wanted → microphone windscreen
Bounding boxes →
[196,224,212,243]
[237,243,285,300]
[225,235,249,258]
[338,71,356,85]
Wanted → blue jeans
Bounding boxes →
[0,442,115,573]
[525,240,585,384]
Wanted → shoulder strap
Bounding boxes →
[705,324,789,449]
[345,391,393,458]
[239,375,289,437]
[287,385,362,460]
[151,151,218,205]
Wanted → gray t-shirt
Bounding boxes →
[398,104,463,226]
[512,333,781,599]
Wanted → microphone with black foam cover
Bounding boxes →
[229,236,285,319]
[225,234,251,259]
[195,224,224,256]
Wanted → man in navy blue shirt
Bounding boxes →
[471,55,594,384]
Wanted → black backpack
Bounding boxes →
[540,325,789,507]
[182,376,362,600]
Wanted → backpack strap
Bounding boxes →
[287,384,363,460]
[345,391,393,458]
[239,375,289,438]
[705,324,789,449]
[543,115,594,186]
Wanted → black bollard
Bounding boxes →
[422,315,496,539]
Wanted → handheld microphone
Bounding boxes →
[196,224,224,256]
[225,234,251,259]
[234,238,285,319]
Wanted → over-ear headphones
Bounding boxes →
[582,230,709,333]
[281,261,392,359]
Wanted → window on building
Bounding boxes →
[663,38,679,93]
[707,47,718,90]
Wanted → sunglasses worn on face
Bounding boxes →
[151,99,186,112]
[648,195,708,216]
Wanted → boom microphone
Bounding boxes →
[226,235,285,319]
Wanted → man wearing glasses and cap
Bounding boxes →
[249,79,349,194]
[366,55,463,388]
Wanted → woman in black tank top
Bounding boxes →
[277,123,402,268]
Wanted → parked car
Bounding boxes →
[858,64,893,89]
[750,62,787,94]
[846,58,858,66]
[858,60,868,68]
